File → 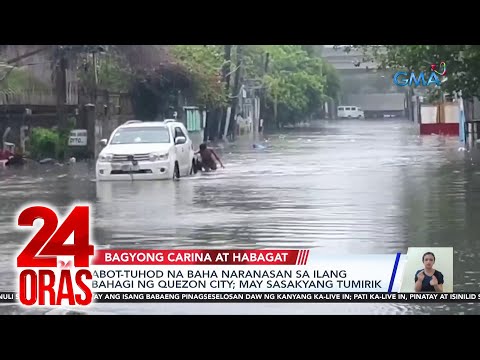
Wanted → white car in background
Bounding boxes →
[96,120,196,181]
[337,106,364,119]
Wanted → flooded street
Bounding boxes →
[2,118,480,315]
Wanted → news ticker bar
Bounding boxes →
[1,292,479,304]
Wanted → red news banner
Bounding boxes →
[12,202,312,307]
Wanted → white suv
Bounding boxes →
[96,120,196,181]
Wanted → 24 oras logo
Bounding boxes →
[393,61,447,87]
[16,204,95,306]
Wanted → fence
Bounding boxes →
[79,89,133,116]
[0,87,79,106]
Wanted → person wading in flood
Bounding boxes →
[195,143,224,172]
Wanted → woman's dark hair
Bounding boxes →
[199,143,207,151]
[422,252,435,262]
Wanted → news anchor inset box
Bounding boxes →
[399,247,453,293]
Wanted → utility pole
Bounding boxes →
[55,46,68,132]
[223,45,232,94]
[217,45,232,140]
[227,45,244,139]
[92,51,98,103]
[261,52,269,129]
[457,90,467,144]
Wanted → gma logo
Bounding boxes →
[393,71,443,87]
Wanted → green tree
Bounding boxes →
[78,50,132,93]
[323,62,341,101]
[170,45,228,108]
[301,45,324,57]
[261,45,327,124]
[0,66,50,92]
[239,45,340,125]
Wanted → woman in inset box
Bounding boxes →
[415,252,444,292]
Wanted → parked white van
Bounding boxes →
[337,106,364,119]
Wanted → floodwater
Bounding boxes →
[1,118,480,315]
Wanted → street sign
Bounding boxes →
[68,129,88,146]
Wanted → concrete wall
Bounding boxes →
[471,97,480,120]
[343,93,406,112]
[1,45,53,86]
[0,45,79,105]
[322,47,378,71]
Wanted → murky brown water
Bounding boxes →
[1,118,480,314]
